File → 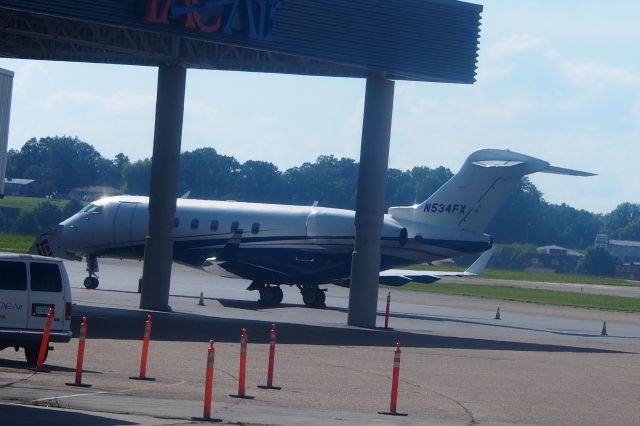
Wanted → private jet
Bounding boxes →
[32,149,593,307]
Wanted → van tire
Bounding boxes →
[25,344,47,366]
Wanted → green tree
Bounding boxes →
[63,199,85,219]
[604,203,640,233]
[579,247,616,276]
[614,219,640,240]
[11,211,39,235]
[123,159,152,195]
[33,201,63,231]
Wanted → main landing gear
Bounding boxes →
[248,281,284,306]
[298,284,326,308]
[248,281,326,308]
[83,255,99,289]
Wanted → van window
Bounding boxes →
[0,261,27,291]
[210,220,219,231]
[30,262,62,292]
[231,221,239,232]
[191,219,199,229]
[174,217,180,228]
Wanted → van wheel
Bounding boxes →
[25,344,47,366]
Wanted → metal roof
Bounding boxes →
[0,0,482,83]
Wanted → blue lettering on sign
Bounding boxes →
[0,301,24,311]
[423,203,467,215]
[146,0,284,40]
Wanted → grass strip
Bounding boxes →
[388,282,640,312]
[408,265,632,286]
[0,234,34,253]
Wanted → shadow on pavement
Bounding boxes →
[71,304,625,353]
[0,404,137,426]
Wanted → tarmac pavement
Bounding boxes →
[0,259,639,425]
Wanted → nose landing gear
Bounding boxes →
[83,255,99,289]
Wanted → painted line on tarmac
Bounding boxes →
[31,391,109,402]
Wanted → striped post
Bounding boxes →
[203,340,215,419]
[238,328,247,396]
[130,314,155,381]
[66,316,91,387]
[230,327,254,399]
[35,307,54,370]
[259,323,281,390]
[384,292,391,329]
[390,343,401,413]
[379,343,408,416]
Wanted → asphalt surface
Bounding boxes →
[1,258,639,425]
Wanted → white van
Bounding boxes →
[0,253,72,365]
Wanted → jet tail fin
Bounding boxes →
[388,149,594,233]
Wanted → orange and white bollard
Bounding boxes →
[33,307,54,371]
[230,327,254,399]
[379,343,407,416]
[258,323,281,390]
[130,314,155,381]
[66,316,91,387]
[384,292,391,329]
[192,340,221,422]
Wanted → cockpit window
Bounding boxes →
[80,204,103,214]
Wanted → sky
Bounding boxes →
[0,0,638,214]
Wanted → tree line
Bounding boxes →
[5,136,640,248]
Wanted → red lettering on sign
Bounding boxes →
[145,0,172,24]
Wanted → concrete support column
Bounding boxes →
[347,76,395,328]
[140,64,186,311]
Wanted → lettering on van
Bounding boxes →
[0,301,24,311]
[423,203,467,214]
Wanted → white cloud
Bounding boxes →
[560,61,640,89]
[45,90,155,114]
[484,34,547,60]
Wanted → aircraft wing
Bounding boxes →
[379,248,494,286]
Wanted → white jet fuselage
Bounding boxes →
[58,196,491,285]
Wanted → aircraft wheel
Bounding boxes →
[273,286,284,305]
[302,288,325,308]
[259,286,278,305]
[84,276,99,289]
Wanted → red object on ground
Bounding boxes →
[266,323,277,387]
[203,340,215,419]
[130,314,155,380]
[384,292,391,329]
[390,343,401,413]
[238,327,248,396]
[35,307,54,370]
[67,316,90,386]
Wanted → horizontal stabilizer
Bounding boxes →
[541,165,596,177]
[379,248,494,286]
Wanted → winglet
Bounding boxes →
[464,248,494,275]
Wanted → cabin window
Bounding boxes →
[190,219,199,230]
[230,221,239,232]
[210,220,219,232]
[251,222,260,234]
[174,217,180,228]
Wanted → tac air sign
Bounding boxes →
[144,0,283,40]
